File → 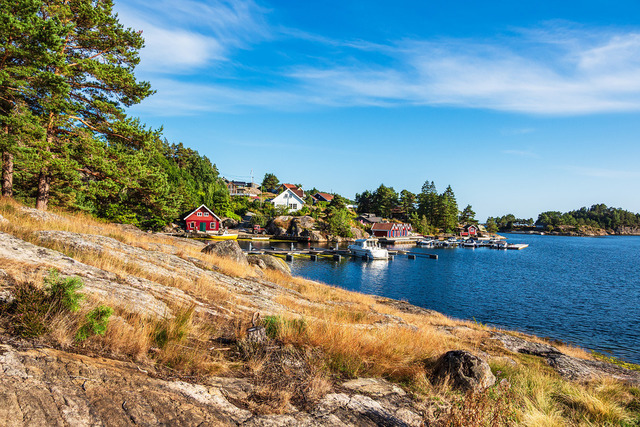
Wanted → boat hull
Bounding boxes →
[348,247,389,259]
[209,234,238,240]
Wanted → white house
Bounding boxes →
[271,186,305,211]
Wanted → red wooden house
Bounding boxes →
[183,205,222,233]
[371,222,412,238]
[460,224,478,237]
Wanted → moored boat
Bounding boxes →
[348,238,389,259]
[209,231,238,240]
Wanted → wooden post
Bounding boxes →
[408,254,416,260]
[286,254,294,262]
[333,254,341,261]
[310,254,318,261]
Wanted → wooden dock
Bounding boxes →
[245,247,438,261]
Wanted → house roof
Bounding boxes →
[371,223,398,231]
[182,204,222,222]
[314,192,334,202]
[290,188,305,199]
[357,214,383,223]
[281,183,297,189]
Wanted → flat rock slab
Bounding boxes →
[492,332,640,385]
[0,342,425,426]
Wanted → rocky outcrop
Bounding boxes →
[615,226,640,235]
[266,216,292,236]
[432,350,496,392]
[222,218,239,229]
[202,240,248,265]
[1,231,310,319]
[18,206,67,222]
[350,227,369,239]
[492,332,640,385]
[248,254,291,276]
[0,342,424,426]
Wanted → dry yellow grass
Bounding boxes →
[1,197,639,425]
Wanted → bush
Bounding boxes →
[44,270,84,313]
[76,305,113,342]
[4,270,86,337]
[263,315,307,340]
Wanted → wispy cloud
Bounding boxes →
[117,4,640,116]
[285,29,640,114]
[115,0,270,73]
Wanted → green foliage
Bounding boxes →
[154,306,194,349]
[250,212,267,227]
[4,270,84,337]
[43,269,84,313]
[261,173,279,191]
[262,315,307,339]
[75,305,113,342]
[488,214,533,230]
[459,204,477,224]
[592,351,640,372]
[485,217,499,233]
[324,206,354,237]
[7,282,51,337]
[536,204,640,231]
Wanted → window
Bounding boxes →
[210,222,215,229]
[189,222,195,228]
[197,212,202,217]
[291,203,297,209]
[204,212,209,217]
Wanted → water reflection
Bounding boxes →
[249,235,640,364]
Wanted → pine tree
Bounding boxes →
[0,0,57,197]
[30,0,153,210]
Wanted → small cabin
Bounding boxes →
[183,204,222,233]
[460,224,478,237]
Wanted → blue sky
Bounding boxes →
[114,0,640,221]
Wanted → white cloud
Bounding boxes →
[115,0,269,73]
[118,7,640,116]
[284,30,640,114]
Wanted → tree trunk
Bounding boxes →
[35,168,50,210]
[36,126,54,211]
[1,151,13,197]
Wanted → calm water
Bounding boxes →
[239,235,640,363]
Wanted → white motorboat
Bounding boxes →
[417,238,435,246]
[348,238,389,260]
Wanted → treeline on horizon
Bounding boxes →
[0,0,230,229]
[355,182,477,235]
[489,204,640,232]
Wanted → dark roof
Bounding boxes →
[356,214,383,223]
[290,188,305,199]
[314,192,334,202]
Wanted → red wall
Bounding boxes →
[185,208,220,232]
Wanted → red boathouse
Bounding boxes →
[371,222,412,238]
[183,204,222,233]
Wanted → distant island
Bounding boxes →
[488,204,640,236]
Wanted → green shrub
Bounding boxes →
[154,306,193,348]
[44,270,84,313]
[263,315,307,339]
[5,270,85,338]
[76,305,113,342]
[8,282,51,337]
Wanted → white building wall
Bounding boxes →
[271,189,305,211]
